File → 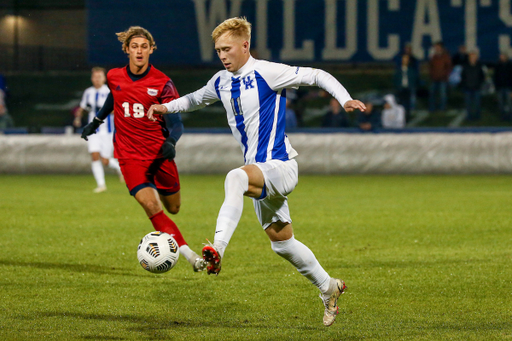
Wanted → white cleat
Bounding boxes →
[93,186,107,193]
[321,278,346,327]
[192,257,207,272]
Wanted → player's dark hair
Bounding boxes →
[116,26,157,53]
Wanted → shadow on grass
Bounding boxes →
[0,259,136,277]
[30,311,322,339]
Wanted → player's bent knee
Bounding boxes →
[165,203,180,215]
[225,168,248,186]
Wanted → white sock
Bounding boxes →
[213,168,248,257]
[91,160,105,187]
[108,158,121,174]
[179,245,200,265]
[271,236,331,293]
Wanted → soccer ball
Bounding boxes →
[137,231,180,273]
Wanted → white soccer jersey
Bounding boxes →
[80,84,113,134]
[164,56,353,165]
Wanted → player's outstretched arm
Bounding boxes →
[344,100,366,113]
[147,104,168,121]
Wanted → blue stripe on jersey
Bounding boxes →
[107,114,113,133]
[214,77,221,99]
[272,88,289,161]
[230,77,248,161]
[253,71,278,162]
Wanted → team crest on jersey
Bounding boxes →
[147,88,158,96]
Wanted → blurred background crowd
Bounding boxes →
[1,0,512,133]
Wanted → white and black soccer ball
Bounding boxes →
[137,231,180,273]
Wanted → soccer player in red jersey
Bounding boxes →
[81,26,206,272]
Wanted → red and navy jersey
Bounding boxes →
[107,65,179,160]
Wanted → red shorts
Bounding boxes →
[119,158,180,196]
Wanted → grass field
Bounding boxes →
[0,174,511,340]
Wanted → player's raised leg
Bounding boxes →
[202,166,260,275]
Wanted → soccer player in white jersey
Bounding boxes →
[74,67,122,193]
[147,17,365,326]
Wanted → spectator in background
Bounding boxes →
[428,41,452,112]
[357,100,381,131]
[382,94,405,129]
[0,73,8,99]
[461,50,486,121]
[394,53,418,119]
[322,97,351,128]
[494,53,512,121]
[0,89,14,130]
[452,45,468,67]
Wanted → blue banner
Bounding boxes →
[87,0,512,66]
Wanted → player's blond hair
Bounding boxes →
[211,17,251,43]
[91,66,106,76]
[116,26,157,53]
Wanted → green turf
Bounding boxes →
[0,174,511,340]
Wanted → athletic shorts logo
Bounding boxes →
[147,88,158,96]
[116,85,121,91]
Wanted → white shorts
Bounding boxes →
[252,158,298,229]
[87,133,114,159]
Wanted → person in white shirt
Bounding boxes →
[74,67,122,193]
[382,94,406,129]
[148,17,365,327]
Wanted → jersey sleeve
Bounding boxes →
[96,92,114,121]
[79,90,89,110]
[163,71,221,113]
[258,61,353,107]
[160,79,180,104]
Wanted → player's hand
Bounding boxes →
[344,100,366,113]
[161,137,177,161]
[81,117,103,141]
[73,116,82,128]
[147,104,168,122]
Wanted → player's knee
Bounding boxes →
[225,168,248,189]
[165,203,180,215]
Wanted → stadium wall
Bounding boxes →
[1,133,512,174]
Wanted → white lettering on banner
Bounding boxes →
[192,0,242,62]
[499,0,512,55]
[322,0,357,60]
[279,0,314,61]
[255,0,271,59]
[367,0,400,60]
[411,0,442,59]
[188,0,500,63]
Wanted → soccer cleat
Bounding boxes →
[202,241,222,275]
[320,278,346,327]
[192,257,207,272]
[93,186,107,193]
